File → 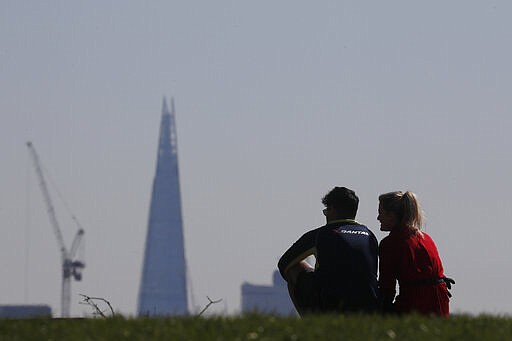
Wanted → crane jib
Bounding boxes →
[26,141,86,318]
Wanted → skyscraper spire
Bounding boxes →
[137,97,188,316]
[162,96,168,113]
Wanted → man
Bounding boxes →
[278,187,378,315]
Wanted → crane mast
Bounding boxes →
[26,142,85,318]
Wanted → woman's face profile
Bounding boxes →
[377,203,397,232]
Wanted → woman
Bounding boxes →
[377,191,453,317]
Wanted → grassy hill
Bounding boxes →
[1,314,511,340]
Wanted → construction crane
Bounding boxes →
[26,141,85,318]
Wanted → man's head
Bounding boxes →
[321,186,359,220]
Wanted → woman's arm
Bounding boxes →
[378,237,398,311]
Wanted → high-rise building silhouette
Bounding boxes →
[137,97,188,316]
[241,270,296,316]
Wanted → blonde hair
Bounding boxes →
[379,191,423,232]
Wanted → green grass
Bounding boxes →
[1,314,511,340]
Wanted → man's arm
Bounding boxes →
[278,228,318,284]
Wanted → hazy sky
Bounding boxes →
[1,1,511,316]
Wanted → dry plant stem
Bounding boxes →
[197,296,223,317]
[79,294,115,318]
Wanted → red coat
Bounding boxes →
[379,229,450,316]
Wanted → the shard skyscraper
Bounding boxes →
[137,97,188,316]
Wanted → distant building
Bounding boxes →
[241,270,296,315]
[0,305,52,318]
[137,98,188,316]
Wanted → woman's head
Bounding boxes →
[378,191,423,233]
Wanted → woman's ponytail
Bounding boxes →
[401,191,423,232]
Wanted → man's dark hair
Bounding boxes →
[322,187,359,219]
